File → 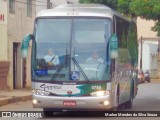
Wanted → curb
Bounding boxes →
[151,79,160,83]
[0,95,32,107]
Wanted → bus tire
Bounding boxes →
[123,99,132,109]
[123,82,134,109]
[43,108,54,117]
[110,84,120,111]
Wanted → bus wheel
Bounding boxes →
[110,104,117,111]
[123,99,133,109]
[43,108,54,117]
[123,84,133,109]
[110,88,120,111]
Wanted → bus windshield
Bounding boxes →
[32,18,111,81]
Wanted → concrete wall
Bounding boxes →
[137,17,159,78]
[36,0,47,14]
[0,61,10,91]
[149,43,158,69]
[0,0,10,91]
[138,40,158,78]
[137,17,157,39]
[149,43,158,78]
[139,41,158,70]
[0,0,8,61]
[36,0,79,14]
[7,0,35,90]
[143,43,150,70]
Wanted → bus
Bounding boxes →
[21,4,138,116]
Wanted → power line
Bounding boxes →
[15,0,47,7]
[31,0,47,4]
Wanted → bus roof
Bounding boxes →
[36,4,129,21]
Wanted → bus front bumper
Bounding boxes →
[32,94,113,110]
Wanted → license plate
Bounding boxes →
[63,101,76,106]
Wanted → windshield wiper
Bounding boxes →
[72,57,89,82]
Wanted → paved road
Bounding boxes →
[0,82,160,120]
[128,82,160,111]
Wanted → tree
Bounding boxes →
[129,0,160,36]
[127,23,138,66]
[130,0,160,20]
[79,0,118,10]
[117,0,135,18]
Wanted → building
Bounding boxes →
[138,39,158,78]
[137,17,159,78]
[0,0,80,91]
[0,0,9,91]
[0,0,36,91]
[36,0,79,14]
[137,17,157,39]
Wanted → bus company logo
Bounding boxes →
[40,84,61,91]
[67,89,72,95]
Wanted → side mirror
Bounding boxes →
[21,34,33,58]
[109,34,118,59]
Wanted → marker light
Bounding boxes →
[103,100,110,105]
[33,99,38,104]
[90,90,110,97]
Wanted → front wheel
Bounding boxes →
[123,83,133,109]
[43,108,54,117]
[111,86,120,111]
[123,99,133,109]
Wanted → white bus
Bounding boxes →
[21,4,138,117]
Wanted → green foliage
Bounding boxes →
[152,21,160,36]
[117,0,133,17]
[79,0,118,10]
[130,0,160,36]
[130,0,158,20]
[120,32,127,48]
[127,23,138,66]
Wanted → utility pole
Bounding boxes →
[140,36,143,70]
[47,0,51,9]
[67,1,73,4]
[157,37,160,78]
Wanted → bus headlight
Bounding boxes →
[90,90,110,97]
[33,90,50,96]
[32,99,38,104]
